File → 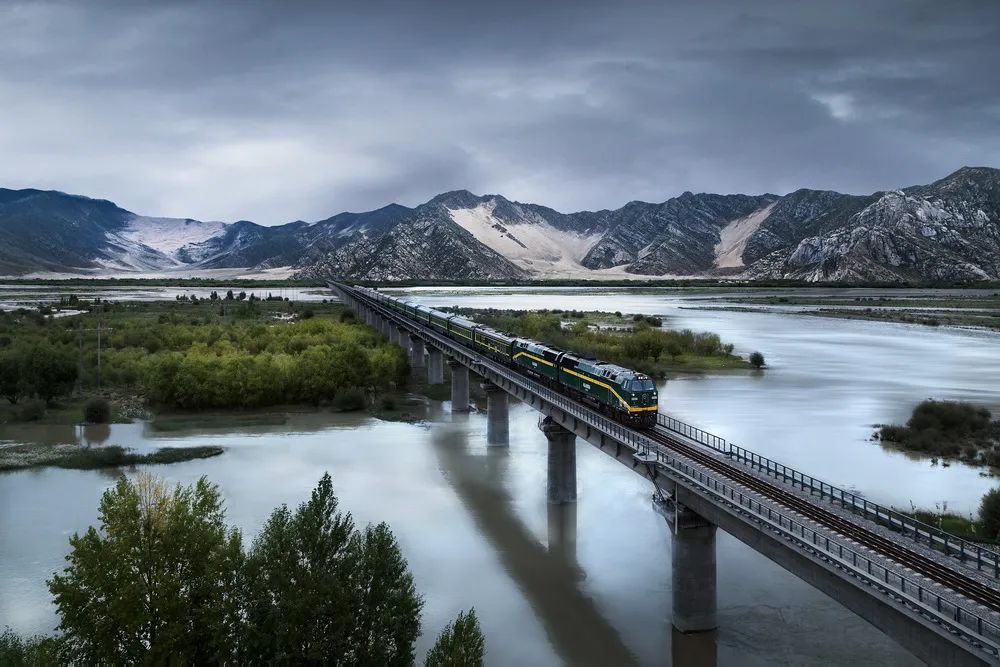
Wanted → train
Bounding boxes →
[351,286,659,428]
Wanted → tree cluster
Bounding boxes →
[0,304,407,410]
[0,340,77,404]
[15,472,484,665]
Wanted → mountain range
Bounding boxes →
[1,166,997,283]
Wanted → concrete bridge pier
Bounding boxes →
[482,382,509,446]
[396,326,409,351]
[541,416,576,504]
[427,348,444,385]
[409,335,426,371]
[669,502,718,634]
[448,360,470,411]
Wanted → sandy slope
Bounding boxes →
[119,215,228,256]
[714,203,776,268]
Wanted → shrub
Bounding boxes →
[879,425,908,443]
[300,309,315,320]
[425,609,486,666]
[749,351,765,368]
[333,388,367,412]
[379,395,398,411]
[907,400,990,438]
[980,489,1000,540]
[83,397,112,424]
[16,399,46,422]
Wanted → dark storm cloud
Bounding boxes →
[0,0,997,223]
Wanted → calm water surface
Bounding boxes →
[4,285,1000,665]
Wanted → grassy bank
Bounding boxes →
[454,307,756,377]
[0,444,224,471]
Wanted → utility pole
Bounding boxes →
[97,321,102,390]
[77,320,113,391]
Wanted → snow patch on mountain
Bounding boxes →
[120,215,228,256]
[714,202,777,268]
[448,201,604,277]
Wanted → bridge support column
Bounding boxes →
[541,416,576,503]
[482,382,508,446]
[409,335,426,371]
[427,348,444,385]
[448,360,470,411]
[396,326,409,351]
[671,504,717,634]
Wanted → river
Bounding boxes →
[3,285,1000,665]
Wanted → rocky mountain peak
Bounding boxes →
[2,167,999,283]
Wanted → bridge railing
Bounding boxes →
[655,446,1000,659]
[342,285,1000,658]
[657,414,1000,578]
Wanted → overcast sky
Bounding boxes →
[1,1,998,224]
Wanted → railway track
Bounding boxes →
[645,427,1000,614]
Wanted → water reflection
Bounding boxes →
[80,423,111,447]
[673,627,717,667]
[430,418,637,666]
[546,502,578,574]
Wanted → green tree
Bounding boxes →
[244,473,423,664]
[48,474,244,664]
[353,523,423,665]
[0,349,24,403]
[0,627,66,666]
[243,472,361,662]
[749,351,765,369]
[980,488,1000,540]
[22,341,76,403]
[83,397,111,424]
[425,609,486,667]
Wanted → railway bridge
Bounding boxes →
[331,282,1000,666]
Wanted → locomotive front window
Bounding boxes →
[629,379,656,391]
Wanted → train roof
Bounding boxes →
[563,353,644,381]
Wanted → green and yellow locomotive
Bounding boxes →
[355,287,659,429]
